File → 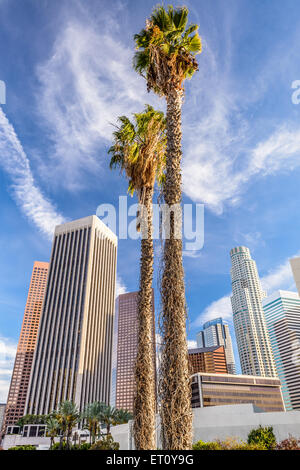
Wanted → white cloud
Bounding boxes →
[0,336,17,402]
[0,108,65,239]
[183,111,300,214]
[181,21,300,214]
[261,256,297,292]
[194,295,233,327]
[36,18,162,189]
[0,106,127,301]
[31,6,300,211]
[187,339,197,349]
[116,276,127,297]
[194,252,298,327]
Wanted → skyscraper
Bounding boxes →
[188,346,228,375]
[2,261,48,431]
[196,318,236,374]
[115,291,156,412]
[263,290,300,410]
[230,246,277,377]
[25,216,117,415]
[290,257,300,295]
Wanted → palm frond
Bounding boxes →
[108,104,166,194]
[133,5,202,94]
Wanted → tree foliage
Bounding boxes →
[109,104,166,199]
[134,4,202,95]
[247,426,277,450]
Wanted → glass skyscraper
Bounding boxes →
[196,318,236,374]
[263,290,300,410]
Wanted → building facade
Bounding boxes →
[2,262,48,431]
[290,257,300,295]
[263,290,300,410]
[25,216,117,415]
[196,318,236,374]
[0,404,6,433]
[230,246,277,377]
[191,372,284,412]
[188,346,228,375]
[115,291,156,412]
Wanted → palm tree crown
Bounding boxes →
[134,5,202,95]
[109,104,166,199]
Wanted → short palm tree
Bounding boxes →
[134,5,202,450]
[114,409,133,425]
[83,401,104,444]
[109,104,166,450]
[56,401,81,450]
[99,405,119,435]
[46,416,60,450]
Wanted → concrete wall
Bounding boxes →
[2,435,51,450]
[111,422,130,450]
[192,404,300,443]
[112,404,300,449]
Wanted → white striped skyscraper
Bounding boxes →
[263,290,300,410]
[230,246,277,377]
[25,216,117,415]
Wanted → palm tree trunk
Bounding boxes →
[133,185,156,450]
[160,88,192,450]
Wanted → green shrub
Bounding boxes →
[8,445,36,451]
[193,437,266,450]
[50,441,91,450]
[90,434,120,450]
[72,442,92,450]
[276,436,300,450]
[51,441,68,450]
[193,440,222,450]
[247,426,276,450]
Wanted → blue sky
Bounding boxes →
[1,0,300,400]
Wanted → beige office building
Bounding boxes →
[2,261,48,432]
[25,216,117,415]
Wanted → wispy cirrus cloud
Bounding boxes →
[0,105,127,298]
[0,108,65,239]
[35,16,161,189]
[32,4,300,213]
[182,79,300,214]
[181,10,300,214]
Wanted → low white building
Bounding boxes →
[111,404,300,449]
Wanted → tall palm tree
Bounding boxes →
[83,401,104,444]
[56,401,81,450]
[109,105,166,450]
[46,416,60,450]
[134,5,202,450]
